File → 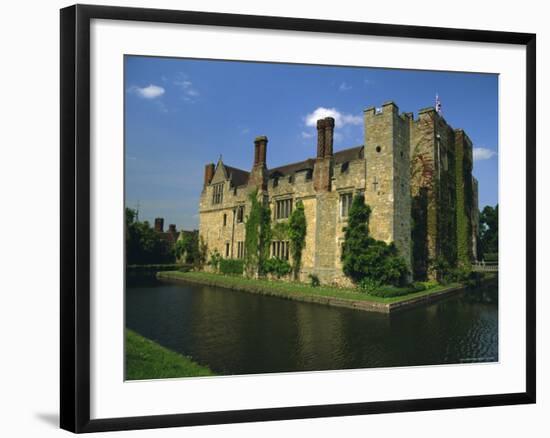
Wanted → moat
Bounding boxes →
[126,280,498,376]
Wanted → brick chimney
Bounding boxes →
[316,119,326,158]
[313,117,335,192]
[204,163,215,187]
[324,117,334,157]
[253,136,268,167]
[168,224,176,234]
[154,218,164,232]
[249,136,268,190]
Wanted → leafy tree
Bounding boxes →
[479,204,498,257]
[175,231,199,265]
[288,200,307,280]
[341,194,409,286]
[125,207,173,265]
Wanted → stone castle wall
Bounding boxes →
[198,101,479,285]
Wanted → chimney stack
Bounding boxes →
[154,218,164,233]
[168,224,176,234]
[316,119,326,158]
[204,163,215,187]
[324,117,334,157]
[253,136,268,166]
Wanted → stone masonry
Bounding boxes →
[198,101,479,284]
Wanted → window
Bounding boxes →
[225,243,230,258]
[275,198,293,219]
[272,177,279,188]
[341,162,349,173]
[223,213,227,226]
[271,241,290,260]
[212,183,224,204]
[340,192,353,218]
[376,146,382,153]
[236,206,244,223]
[237,241,245,259]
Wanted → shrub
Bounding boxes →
[264,258,292,278]
[219,259,244,276]
[358,277,381,294]
[341,194,409,286]
[309,274,320,288]
[208,250,222,271]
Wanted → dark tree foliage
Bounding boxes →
[341,194,409,286]
[125,207,175,265]
[479,204,498,257]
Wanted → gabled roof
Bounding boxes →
[268,158,315,177]
[333,145,364,164]
[215,145,365,184]
[224,165,250,187]
[266,145,364,177]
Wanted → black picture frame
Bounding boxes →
[60,4,536,433]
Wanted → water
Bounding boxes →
[126,279,498,376]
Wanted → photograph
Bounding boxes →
[124,56,499,380]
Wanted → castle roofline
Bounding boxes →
[267,145,364,178]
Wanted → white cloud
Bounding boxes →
[473,147,497,161]
[339,82,352,91]
[304,107,362,128]
[174,74,200,101]
[130,84,165,99]
[301,131,314,139]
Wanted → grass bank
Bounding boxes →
[126,329,214,380]
[157,271,463,313]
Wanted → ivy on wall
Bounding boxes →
[288,200,307,280]
[455,138,473,267]
[244,190,272,277]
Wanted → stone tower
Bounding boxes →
[364,102,411,269]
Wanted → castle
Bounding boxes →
[199,101,479,284]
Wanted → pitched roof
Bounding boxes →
[334,145,364,164]
[268,158,315,177]
[267,145,364,177]
[218,145,365,184]
[224,165,250,187]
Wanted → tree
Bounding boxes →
[244,190,271,277]
[175,231,199,265]
[479,204,498,257]
[288,200,307,280]
[341,194,409,286]
[125,207,174,265]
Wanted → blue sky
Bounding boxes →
[125,56,498,231]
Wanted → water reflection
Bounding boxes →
[126,280,498,376]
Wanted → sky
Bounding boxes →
[125,56,498,231]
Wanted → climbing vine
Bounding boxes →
[244,190,271,277]
[288,200,307,280]
[455,138,473,267]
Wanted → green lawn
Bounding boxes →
[125,329,214,380]
[158,271,460,305]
